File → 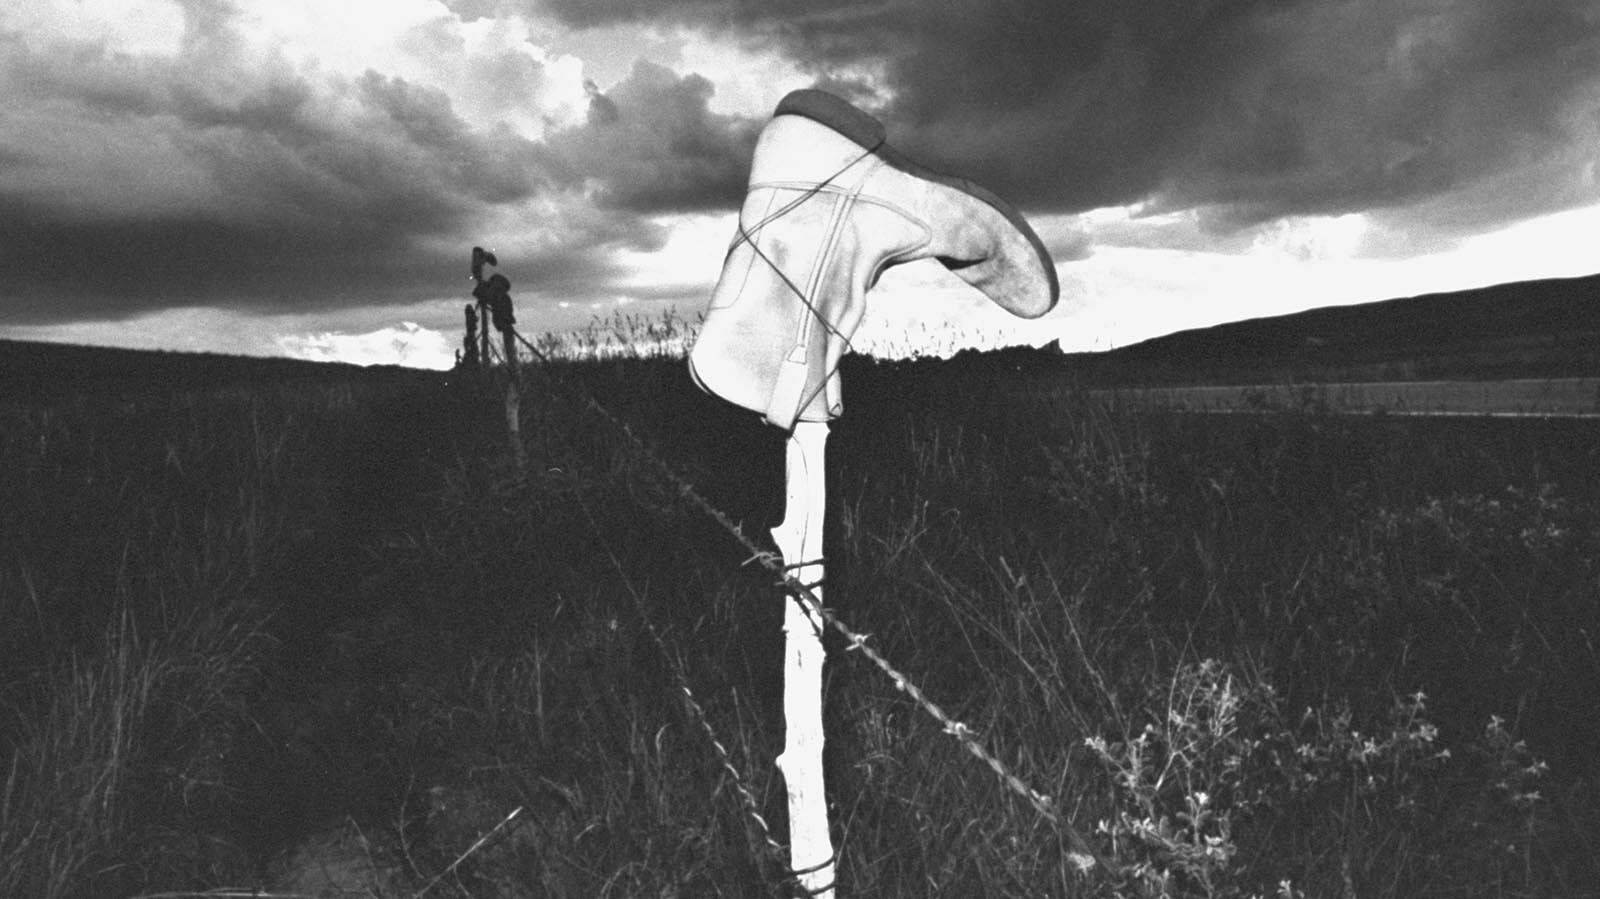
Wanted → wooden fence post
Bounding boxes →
[770,419,836,897]
[463,304,480,369]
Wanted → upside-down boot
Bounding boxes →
[688,88,1061,430]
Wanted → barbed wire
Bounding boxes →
[504,327,1107,877]
[570,492,824,898]
[490,137,1104,878]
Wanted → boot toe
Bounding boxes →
[928,178,1059,319]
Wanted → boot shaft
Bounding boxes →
[690,89,1061,429]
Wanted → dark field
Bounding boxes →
[2,347,1598,898]
[1090,378,1600,418]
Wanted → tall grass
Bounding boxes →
[802,366,1594,896]
[524,308,699,362]
[345,350,1594,896]
[2,342,1595,897]
[0,378,462,896]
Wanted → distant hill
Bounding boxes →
[0,339,440,400]
[1042,272,1600,385]
[7,271,1597,399]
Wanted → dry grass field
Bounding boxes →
[1089,378,1600,417]
[2,334,1598,897]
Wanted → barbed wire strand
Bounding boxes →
[491,139,1104,882]
[505,326,1108,877]
[570,493,825,898]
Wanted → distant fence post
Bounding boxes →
[480,304,492,370]
[468,246,526,470]
[504,377,525,470]
[463,304,480,369]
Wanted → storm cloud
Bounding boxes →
[2,0,1598,349]
[0,2,750,325]
[1,13,559,321]
[527,0,1600,230]
[545,61,762,211]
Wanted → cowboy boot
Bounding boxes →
[688,88,1060,430]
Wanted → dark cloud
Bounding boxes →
[0,183,669,325]
[529,0,1600,232]
[0,208,437,324]
[7,0,1599,337]
[0,1,769,329]
[492,207,674,297]
[1142,2,1600,226]
[0,17,576,325]
[532,0,871,31]
[544,60,762,211]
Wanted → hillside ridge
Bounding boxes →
[1045,271,1600,384]
[5,270,1598,392]
[0,338,441,398]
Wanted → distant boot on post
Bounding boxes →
[689,88,1061,429]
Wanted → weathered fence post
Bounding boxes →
[480,305,491,371]
[463,303,480,369]
[468,246,525,469]
[770,418,835,898]
[685,88,1066,895]
[504,350,525,471]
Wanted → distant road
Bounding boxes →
[1089,378,1600,419]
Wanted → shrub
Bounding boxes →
[1086,660,1548,899]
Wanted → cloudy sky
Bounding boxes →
[2,0,1597,368]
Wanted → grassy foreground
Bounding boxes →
[2,345,1597,897]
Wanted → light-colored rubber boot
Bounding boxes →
[688,88,1060,430]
